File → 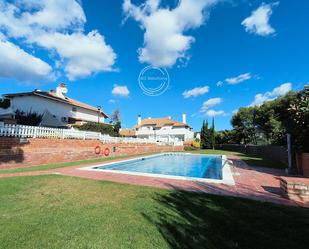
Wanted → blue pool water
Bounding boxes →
[95,154,222,180]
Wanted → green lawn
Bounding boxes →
[0,153,151,174]
[0,175,308,249]
[192,149,287,169]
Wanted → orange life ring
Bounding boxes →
[104,148,110,156]
[94,146,101,155]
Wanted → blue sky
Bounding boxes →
[0,0,308,131]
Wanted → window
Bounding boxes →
[72,107,77,112]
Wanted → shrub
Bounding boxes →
[15,109,43,126]
[192,140,201,149]
[0,98,10,109]
[76,122,120,137]
[184,146,199,151]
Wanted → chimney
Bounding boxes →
[182,113,186,124]
[137,115,142,125]
[55,83,68,99]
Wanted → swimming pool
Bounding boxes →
[82,153,235,185]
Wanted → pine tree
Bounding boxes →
[201,120,212,149]
[200,120,206,149]
[211,118,216,150]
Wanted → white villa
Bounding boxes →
[1,83,108,127]
[121,114,194,142]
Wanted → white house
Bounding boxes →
[2,83,108,127]
[120,114,194,142]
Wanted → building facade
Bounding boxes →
[121,114,194,142]
[2,83,108,127]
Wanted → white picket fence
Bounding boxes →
[0,123,181,145]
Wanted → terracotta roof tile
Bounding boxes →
[4,91,108,118]
[134,117,190,129]
[119,129,136,137]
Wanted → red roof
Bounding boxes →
[134,117,190,129]
[4,91,109,118]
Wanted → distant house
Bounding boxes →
[120,114,194,142]
[2,83,108,127]
[119,128,137,138]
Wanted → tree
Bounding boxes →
[113,121,121,136]
[215,130,239,145]
[231,107,258,145]
[111,108,121,123]
[211,118,215,150]
[288,85,309,152]
[110,108,121,136]
[200,120,212,149]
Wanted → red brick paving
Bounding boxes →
[1,155,308,208]
[55,155,307,207]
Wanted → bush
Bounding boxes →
[76,122,120,136]
[0,98,10,109]
[15,109,43,126]
[192,140,201,149]
[184,146,199,151]
[184,140,200,151]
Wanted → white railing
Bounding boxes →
[0,123,182,145]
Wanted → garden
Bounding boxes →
[0,175,308,249]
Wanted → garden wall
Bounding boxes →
[216,144,288,164]
[0,137,184,169]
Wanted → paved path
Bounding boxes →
[1,155,308,207]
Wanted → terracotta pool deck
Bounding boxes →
[1,155,308,207]
[54,155,307,207]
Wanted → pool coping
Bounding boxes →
[79,153,235,186]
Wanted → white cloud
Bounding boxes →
[34,31,116,80]
[206,110,226,117]
[0,39,52,82]
[225,73,252,85]
[183,86,209,98]
[241,2,278,36]
[123,0,219,67]
[0,0,116,81]
[0,0,86,37]
[216,81,223,87]
[250,82,292,106]
[112,85,130,97]
[201,97,222,112]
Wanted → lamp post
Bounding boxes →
[97,106,101,124]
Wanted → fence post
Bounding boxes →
[33,127,37,138]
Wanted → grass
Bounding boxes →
[0,175,308,249]
[191,149,287,169]
[0,153,152,174]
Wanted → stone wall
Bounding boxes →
[0,137,184,169]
